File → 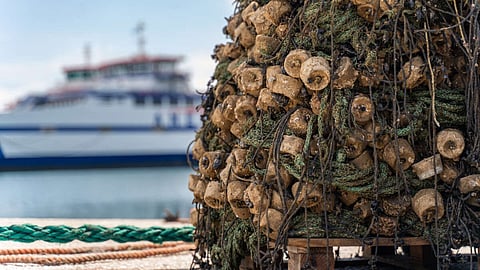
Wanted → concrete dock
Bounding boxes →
[0,219,476,269]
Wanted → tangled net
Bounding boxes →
[188,0,480,269]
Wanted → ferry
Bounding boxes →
[0,53,202,170]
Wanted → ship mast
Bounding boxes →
[134,22,146,56]
[83,43,91,66]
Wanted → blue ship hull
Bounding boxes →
[0,154,191,171]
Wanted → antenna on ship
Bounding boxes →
[84,43,91,66]
[134,22,146,55]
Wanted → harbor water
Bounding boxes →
[0,167,194,219]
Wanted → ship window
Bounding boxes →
[153,96,162,105]
[186,97,194,105]
[82,71,93,79]
[100,95,112,103]
[33,97,47,107]
[134,96,145,105]
[155,62,175,73]
[126,64,134,73]
[133,63,147,74]
[170,96,178,105]
[114,66,127,76]
[67,72,76,80]
[67,71,89,81]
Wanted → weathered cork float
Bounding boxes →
[188,0,480,269]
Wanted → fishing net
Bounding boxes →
[188,1,480,269]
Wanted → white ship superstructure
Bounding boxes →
[0,54,202,170]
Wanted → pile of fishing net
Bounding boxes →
[187,0,480,269]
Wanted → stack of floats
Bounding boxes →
[188,0,480,269]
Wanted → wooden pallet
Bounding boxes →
[284,237,478,270]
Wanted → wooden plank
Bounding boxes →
[375,256,414,270]
[279,237,435,269]
[287,246,334,270]
[287,237,430,247]
[408,245,437,269]
[409,245,425,262]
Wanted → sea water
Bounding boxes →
[0,167,194,219]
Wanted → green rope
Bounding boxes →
[0,224,194,244]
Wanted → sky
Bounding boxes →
[0,0,235,111]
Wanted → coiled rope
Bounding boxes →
[0,241,195,265]
[0,224,196,265]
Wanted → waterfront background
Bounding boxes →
[0,167,194,219]
[0,1,229,220]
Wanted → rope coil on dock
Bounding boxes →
[0,241,195,265]
[0,224,196,265]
